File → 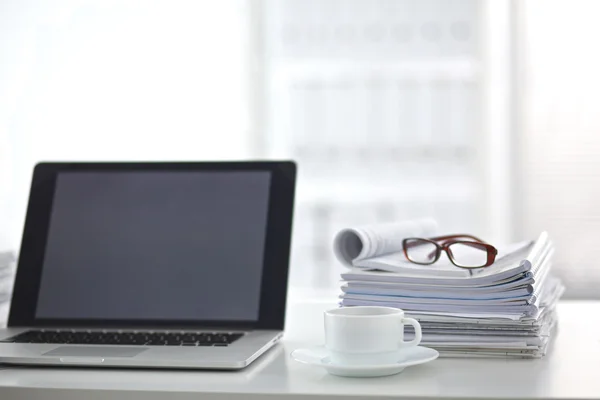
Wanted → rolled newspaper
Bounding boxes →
[333,218,438,267]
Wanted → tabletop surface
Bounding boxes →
[0,300,599,400]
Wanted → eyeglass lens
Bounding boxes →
[447,242,489,268]
[404,238,438,264]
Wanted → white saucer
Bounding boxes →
[290,346,439,377]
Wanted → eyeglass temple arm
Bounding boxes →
[426,235,492,259]
[429,234,487,243]
[403,235,484,249]
[403,235,493,261]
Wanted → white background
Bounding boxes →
[1,0,598,297]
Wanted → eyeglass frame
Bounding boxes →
[402,234,498,269]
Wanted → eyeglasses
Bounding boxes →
[402,234,498,269]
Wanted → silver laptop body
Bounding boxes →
[0,327,283,369]
[0,161,296,369]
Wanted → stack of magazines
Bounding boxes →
[333,219,564,358]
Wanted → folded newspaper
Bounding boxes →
[333,219,564,358]
[334,218,538,279]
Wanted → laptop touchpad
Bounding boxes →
[44,346,147,357]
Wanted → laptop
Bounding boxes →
[0,161,296,369]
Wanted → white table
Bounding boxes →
[0,300,599,400]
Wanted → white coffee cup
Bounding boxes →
[324,306,422,365]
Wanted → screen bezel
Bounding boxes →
[8,161,296,330]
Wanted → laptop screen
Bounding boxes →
[34,170,271,322]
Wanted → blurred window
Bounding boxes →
[262,0,506,291]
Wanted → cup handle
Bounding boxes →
[400,317,422,348]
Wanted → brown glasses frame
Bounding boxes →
[402,234,498,269]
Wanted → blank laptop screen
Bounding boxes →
[35,170,271,322]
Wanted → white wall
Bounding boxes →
[0,0,252,250]
[520,0,600,297]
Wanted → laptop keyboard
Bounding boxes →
[5,330,245,347]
